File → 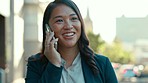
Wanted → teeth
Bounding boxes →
[64,33,74,36]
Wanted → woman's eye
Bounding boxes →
[56,19,63,22]
[71,17,78,21]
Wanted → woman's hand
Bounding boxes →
[44,31,61,67]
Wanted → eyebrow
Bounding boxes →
[52,13,77,20]
[70,13,77,16]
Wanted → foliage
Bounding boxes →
[87,32,134,64]
[99,37,135,64]
[87,32,105,53]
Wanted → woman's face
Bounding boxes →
[49,4,81,48]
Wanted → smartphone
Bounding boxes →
[45,24,57,50]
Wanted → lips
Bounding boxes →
[62,32,75,38]
[63,32,74,36]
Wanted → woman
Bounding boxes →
[25,0,118,83]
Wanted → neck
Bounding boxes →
[58,45,79,67]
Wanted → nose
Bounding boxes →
[64,20,73,29]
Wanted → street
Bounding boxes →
[119,77,148,83]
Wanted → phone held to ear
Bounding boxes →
[45,24,57,50]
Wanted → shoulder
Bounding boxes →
[27,53,42,61]
[94,54,118,82]
[94,53,112,70]
[94,53,110,64]
[27,53,47,69]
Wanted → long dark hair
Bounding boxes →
[41,0,99,74]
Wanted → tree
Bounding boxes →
[99,37,135,64]
[87,32,135,64]
[87,32,105,53]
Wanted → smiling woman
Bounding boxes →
[25,0,118,83]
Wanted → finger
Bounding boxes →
[47,32,54,43]
[51,38,58,44]
[45,32,54,45]
[50,38,58,48]
[45,31,49,45]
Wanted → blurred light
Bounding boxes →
[139,65,144,70]
[133,66,138,71]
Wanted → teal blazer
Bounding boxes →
[25,53,118,83]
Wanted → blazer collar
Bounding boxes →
[81,57,96,83]
[81,57,103,83]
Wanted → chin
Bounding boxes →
[65,43,77,48]
[65,44,75,48]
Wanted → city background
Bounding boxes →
[0,0,148,83]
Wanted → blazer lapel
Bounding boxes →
[81,58,96,83]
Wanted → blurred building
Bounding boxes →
[116,15,148,65]
[84,8,93,33]
[133,40,148,65]
[116,15,148,43]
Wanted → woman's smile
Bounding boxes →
[62,32,75,39]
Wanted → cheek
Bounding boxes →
[52,25,62,37]
[75,28,81,40]
[76,22,81,32]
[76,26,81,34]
[78,27,82,39]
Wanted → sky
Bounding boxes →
[73,0,148,43]
[1,0,148,43]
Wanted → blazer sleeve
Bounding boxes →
[104,57,118,83]
[25,58,63,83]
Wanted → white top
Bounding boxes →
[60,53,85,83]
